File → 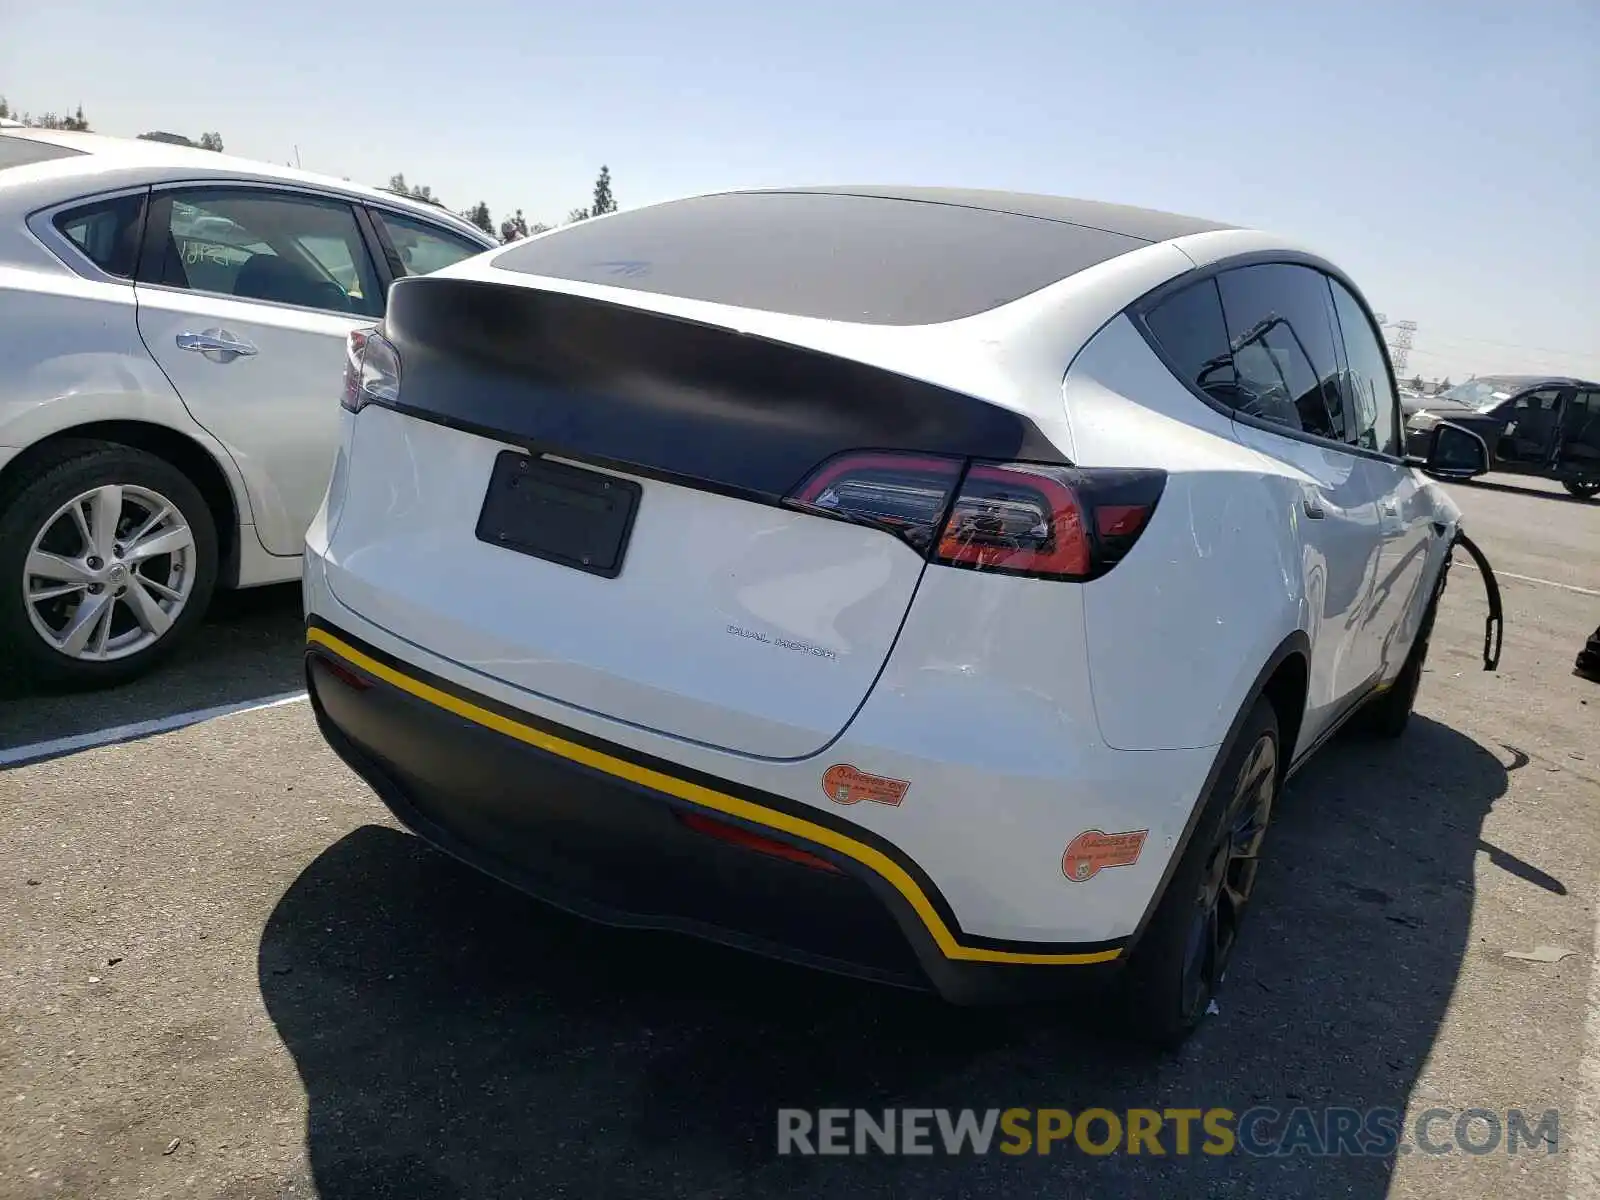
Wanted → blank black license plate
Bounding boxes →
[476,452,642,579]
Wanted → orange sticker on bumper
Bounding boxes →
[1062,829,1148,882]
[823,764,910,807]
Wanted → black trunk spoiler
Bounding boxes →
[381,275,1067,503]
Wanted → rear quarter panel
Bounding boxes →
[0,265,255,530]
[1065,315,1306,751]
[0,268,185,441]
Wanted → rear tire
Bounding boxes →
[1563,480,1600,500]
[1119,697,1280,1051]
[1359,574,1446,740]
[0,441,218,690]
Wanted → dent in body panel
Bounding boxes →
[1064,317,1305,752]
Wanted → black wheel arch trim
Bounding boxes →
[1121,629,1310,956]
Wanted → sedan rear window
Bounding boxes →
[492,191,1148,325]
[0,135,86,171]
[54,193,146,278]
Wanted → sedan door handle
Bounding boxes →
[1301,487,1326,519]
[176,329,258,361]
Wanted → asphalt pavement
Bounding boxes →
[1,474,1597,1200]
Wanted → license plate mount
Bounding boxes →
[475,452,642,579]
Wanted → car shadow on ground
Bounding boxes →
[0,583,303,754]
[1462,476,1597,506]
[259,715,1514,1199]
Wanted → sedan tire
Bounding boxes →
[0,441,218,690]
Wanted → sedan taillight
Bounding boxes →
[340,328,401,413]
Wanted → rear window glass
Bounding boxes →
[491,191,1148,325]
[54,193,146,278]
[0,135,86,171]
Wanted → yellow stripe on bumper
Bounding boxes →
[307,627,1122,967]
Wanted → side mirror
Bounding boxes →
[1420,421,1491,480]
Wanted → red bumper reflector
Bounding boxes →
[315,652,372,692]
[676,810,842,873]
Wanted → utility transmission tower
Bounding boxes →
[1373,313,1418,373]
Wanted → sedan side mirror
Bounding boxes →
[1418,421,1491,480]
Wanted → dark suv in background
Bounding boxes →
[1405,376,1600,499]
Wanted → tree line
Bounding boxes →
[3,93,616,245]
[0,96,90,131]
[386,165,618,244]
[2,94,221,149]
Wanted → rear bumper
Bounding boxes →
[306,622,1127,1005]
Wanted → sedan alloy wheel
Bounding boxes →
[23,483,198,662]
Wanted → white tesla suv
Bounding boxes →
[303,187,1487,1044]
[0,128,495,687]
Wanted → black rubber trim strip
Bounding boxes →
[305,616,1128,965]
[1453,531,1502,671]
[1121,630,1311,955]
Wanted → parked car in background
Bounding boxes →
[305,185,1488,1045]
[0,129,496,686]
[1405,375,1600,498]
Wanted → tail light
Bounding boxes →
[785,452,1165,581]
[340,328,401,413]
[936,463,1165,580]
[784,452,964,552]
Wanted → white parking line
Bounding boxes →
[0,690,309,769]
[1498,572,1600,598]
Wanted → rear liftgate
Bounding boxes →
[335,276,1168,759]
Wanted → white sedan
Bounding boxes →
[0,128,496,686]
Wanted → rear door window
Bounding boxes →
[140,189,383,317]
[1142,278,1240,407]
[1565,389,1600,460]
[371,210,488,277]
[53,192,147,278]
[1325,278,1400,455]
[1215,264,1349,442]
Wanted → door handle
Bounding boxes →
[176,329,258,361]
[1300,486,1325,519]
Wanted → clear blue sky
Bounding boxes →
[3,0,1595,381]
